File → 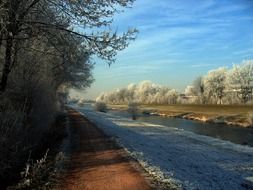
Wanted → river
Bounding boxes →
[109,109,253,147]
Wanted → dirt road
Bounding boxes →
[59,109,154,190]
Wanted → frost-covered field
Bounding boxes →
[76,106,253,190]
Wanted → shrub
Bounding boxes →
[0,90,66,189]
[0,109,26,187]
[94,102,107,112]
[128,102,139,120]
[7,151,64,190]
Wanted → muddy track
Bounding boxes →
[58,108,154,190]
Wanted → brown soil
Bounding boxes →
[58,108,154,190]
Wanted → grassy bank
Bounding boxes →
[108,104,253,128]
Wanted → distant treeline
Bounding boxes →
[96,60,253,105]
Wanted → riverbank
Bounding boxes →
[108,104,253,128]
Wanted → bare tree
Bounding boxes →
[193,76,205,104]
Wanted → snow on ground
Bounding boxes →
[75,105,253,190]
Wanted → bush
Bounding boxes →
[7,151,64,190]
[0,90,66,189]
[128,102,139,120]
[94,102,107,112]
[0,109,26,187]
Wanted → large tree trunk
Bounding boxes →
[0,2,6,49]
[0,37,13,92]
[0,1,20,92]
[0,33,3,49]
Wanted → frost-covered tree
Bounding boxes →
[0,0,137,92]
[136,81,157,103]
[185,85,196,96]
[166,89,178,104]
[96,60,253,105]
[203,67,227,104]
[0,1,137,184]
[227,60,253,103]
[96,81,179,104]
[182,85,198,104]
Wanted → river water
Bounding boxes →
[109,109,253,147]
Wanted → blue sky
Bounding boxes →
[75,0,253,99]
